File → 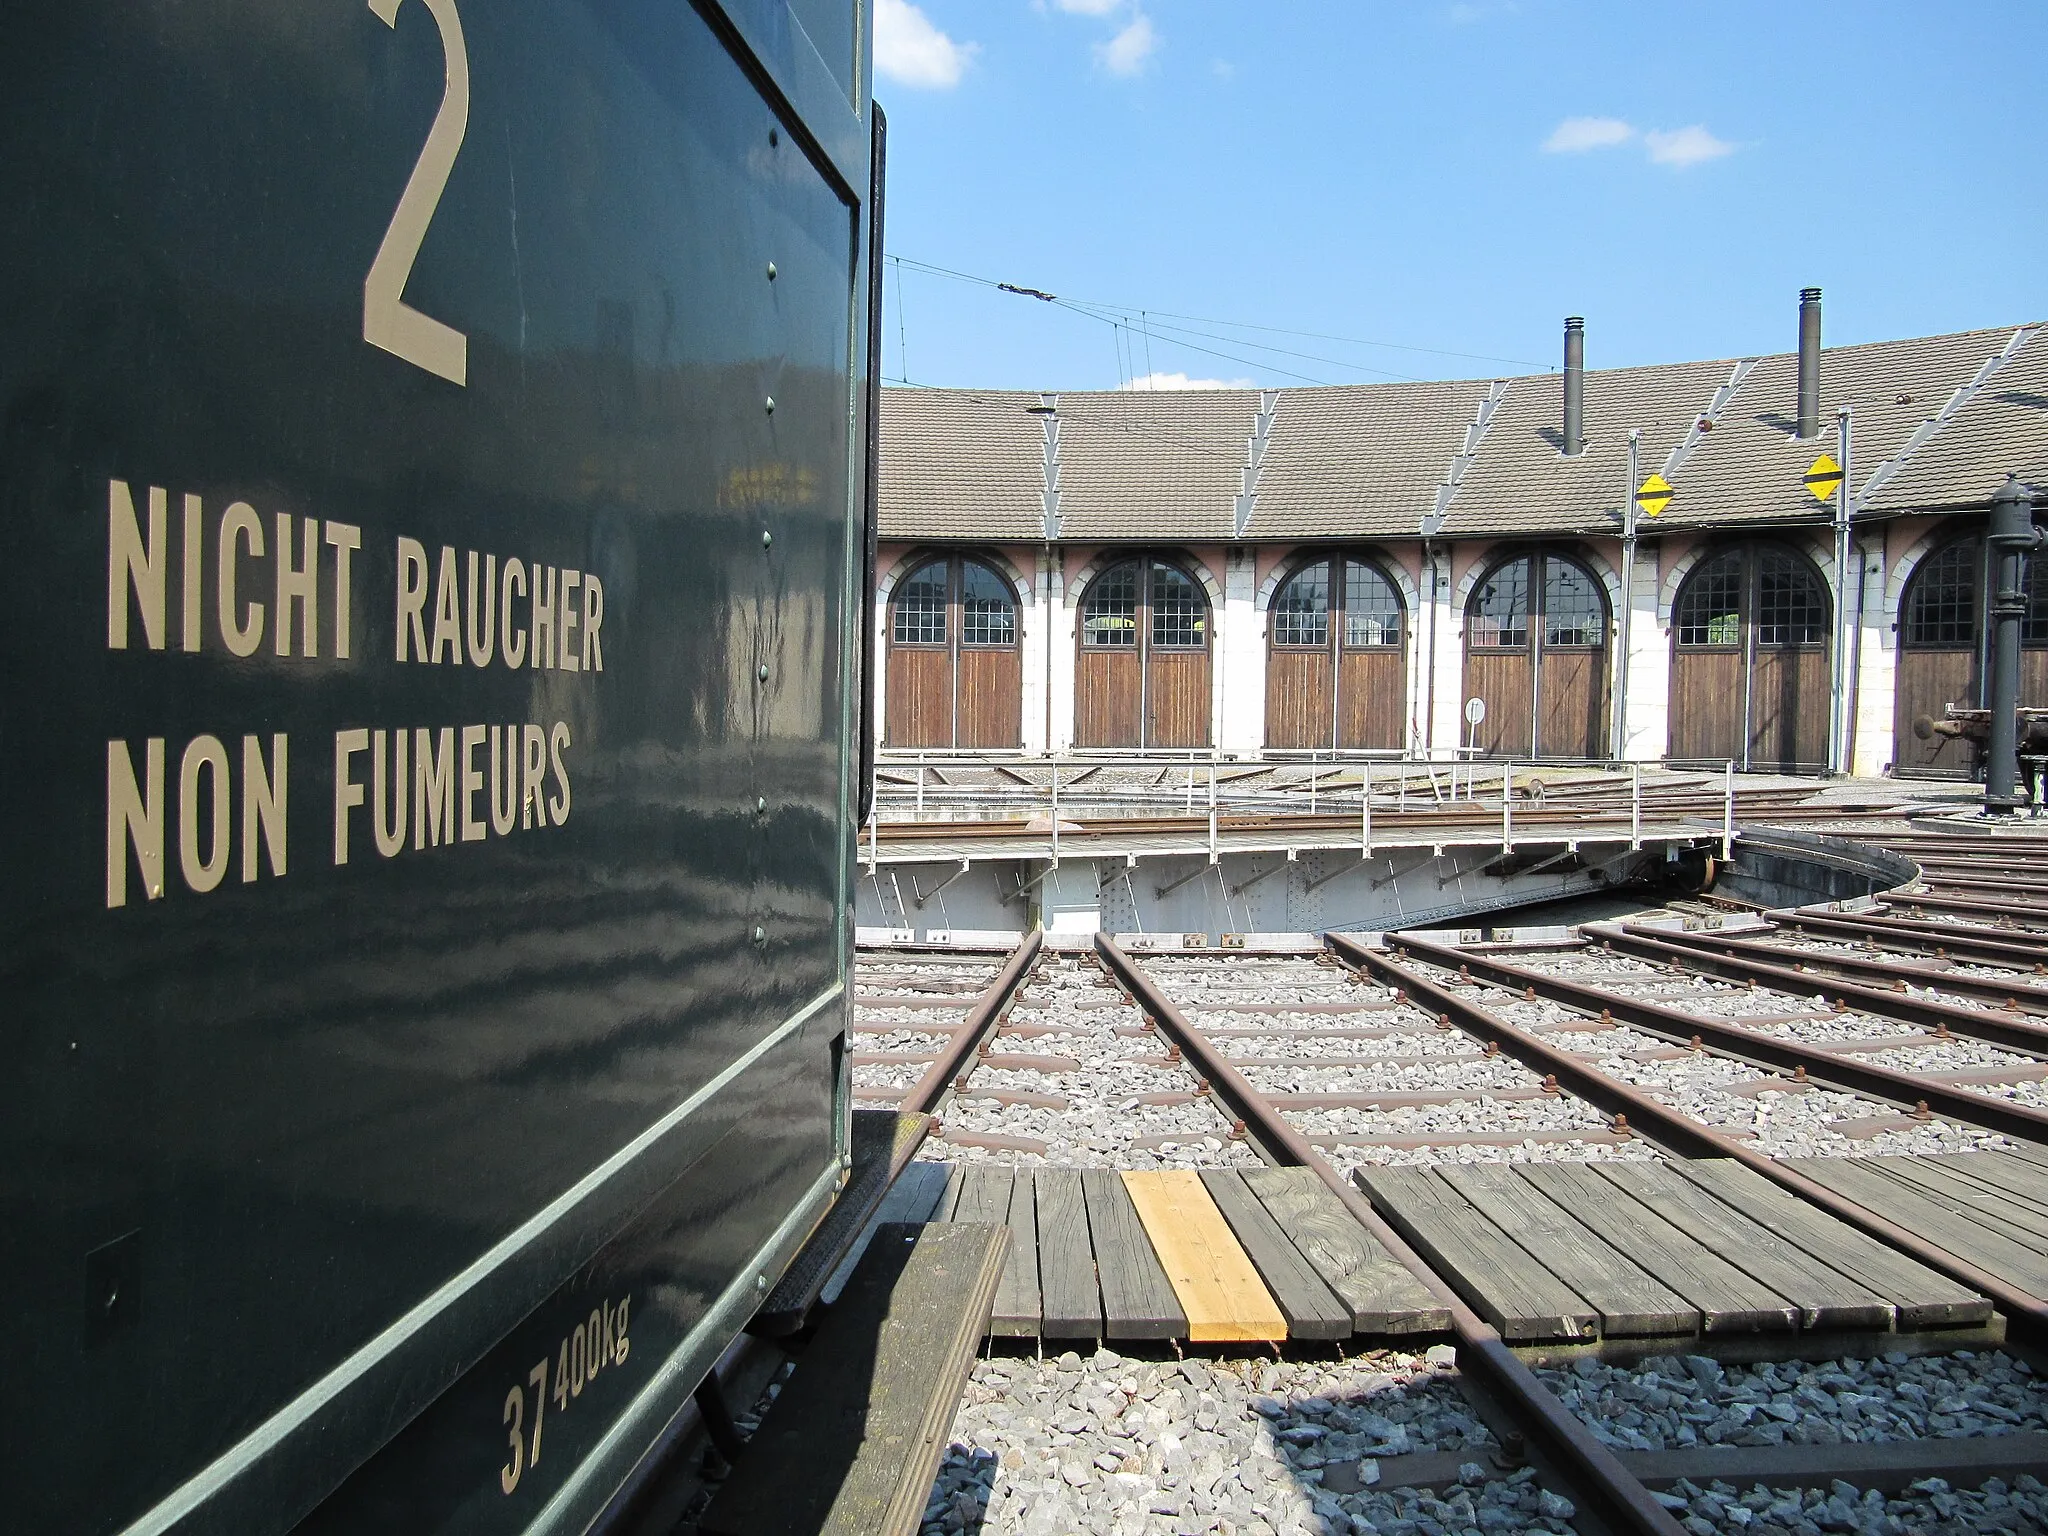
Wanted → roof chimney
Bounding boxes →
[1562,316,1584,457]
[1797,288,1822,439]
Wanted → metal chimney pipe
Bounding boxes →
[1563,316,1584,457]
[1797,288,1822,438]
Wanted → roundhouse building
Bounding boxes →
[876,302,2048,777]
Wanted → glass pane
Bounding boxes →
[1756,548,1827,647]
[1342,561,1402,648]
[1082,560,1139,647]
[1273,561,1331,647]
[1903,540,1979,647]
[1468,558,1530,649]
[1674,551,1742,648]
[1151,561,1207,648]
[891,559,947,645]
[2025,551,2047,646]
[1542,559,1604,647]
[959,561,1016,647]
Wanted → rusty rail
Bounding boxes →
[1094,934,1689,1536]
[900,933,1043,1115]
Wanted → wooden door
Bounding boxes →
[1672,544,1829,771]
[1337,650,1405,748]
[885,557,953,747]
[1265,649,1331,748]
[1463,555,1535,756]
[885,555,1021,749]
[1533,555,1609,760]
[1894,538,1982,778]
[1076,558,1144,747]
[1149,651,1210,747]
[1266,558,1334,748]
[1335,558,1407,750]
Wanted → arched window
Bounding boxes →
[1674,550,1743,648]
[1272,561,1331,648]
[884,554,1022,749]
[959,561,1017,646]
[1755,548,1827,647]
[1081,560,1139,647]
[891,559,949,646]
[1902,540,1978,647]
[1543,560,1605,648]
[1075,556,1213,748]
[1343,562,1402,649]
[1894,534,2048,778]
[1468,558,1532,649]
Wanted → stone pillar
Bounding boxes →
[1218,547,1264,757]
[1621,540,1668,761]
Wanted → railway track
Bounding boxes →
[839,909,2048,1536]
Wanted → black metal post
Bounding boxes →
[1562,316,1584,456]
[1985,474,2042,814]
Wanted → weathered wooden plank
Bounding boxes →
[700,1222,1008,1536]
[1200,1171,1351,1339]
[1954,1151,2048,1215]
[1081,1169,1187,1340]
[1034,1167,1103,1340]
[1441,1165,1697,1337]
[992,1170,1042,1337]
[1517,1163,1797,1333]
[1594,1162,1894,1330]
[951,1165,1015,1229]
[1669,1160,1989,1328]
[1240,1167,1448,1334]
[1122,1170,1288,1342]
[930,1164,967,1224]
[1352,1167,1596,1342]
[821,1161,953,1308]
[1786,1156,2048,1296]
[1870,1157,2048,1251]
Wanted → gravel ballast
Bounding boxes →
[917,1345,1584,1536]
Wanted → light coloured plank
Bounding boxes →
[1122,1169,1288,1343]
[993,1170,1041,1337]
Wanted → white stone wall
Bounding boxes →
[1218,548,1264,757]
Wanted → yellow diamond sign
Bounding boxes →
[1804,452,1844,504]
[1635,472,1674,518]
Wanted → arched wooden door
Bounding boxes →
[1462,552,1610,759]
[1266,555,1406,749]
[1669,544,1830,772]
[1075,557,1212,748]
[884,554,1022,748]
[1894,535,2048,778]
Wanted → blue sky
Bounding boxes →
[872,1,2045,392]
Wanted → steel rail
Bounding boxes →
[1773,908,2048,972]
[900,933,1043,1115]
[1389,926,2048,1148]
[1600,922,2048,1038]
[1879,889,2048,926]
[1323,932,2048,1350]
[1093,934,1690,1536]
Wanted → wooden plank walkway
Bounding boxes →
[1354,1158,1986,1344]
[1784,1151,2048,1300]
[914,1162,1442,1341]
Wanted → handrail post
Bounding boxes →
[1502,762,1513,851]
[916,754,925,816]
[1361,760,1372,857]
[1050,760,1060,866]
[1723,759,1735,861]
[1208,761,1218,863]
[1630,763,1641,851]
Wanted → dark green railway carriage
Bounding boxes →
[0,1,880,1530]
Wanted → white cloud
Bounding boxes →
[1053,0,1124,13]
[1542,115,1635,153]
[1096,13,1158,75]
[1123,371,1255,392]
[874,0,978,89]
[1211,58,1237,80]
[1644,124,1736,167]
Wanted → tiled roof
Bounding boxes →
[877,388,1047,540]
[879,322,2046,543]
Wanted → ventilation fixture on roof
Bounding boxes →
[1563,316,1585,457]
[1797,288,1822,439]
